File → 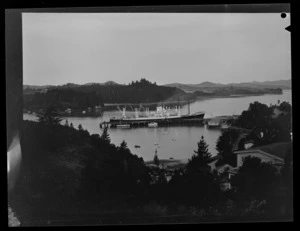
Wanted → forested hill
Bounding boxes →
[65,79,189,104]
[23,79,190,111]
[23,88,104,111]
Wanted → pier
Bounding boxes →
[100,115,240,129]
[100,118,205,128]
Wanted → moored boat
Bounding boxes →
[116,124,131,128]
[148,122,158,128]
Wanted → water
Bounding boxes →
[23,90,292,161]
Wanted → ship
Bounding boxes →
[109,103,205,124]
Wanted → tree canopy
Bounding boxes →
[186,136,212,174]
[215,129,240,167]
[235,101,292,146]
[37,105,64,125]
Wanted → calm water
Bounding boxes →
[23,90,292,161]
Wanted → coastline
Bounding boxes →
[23,90,289,117]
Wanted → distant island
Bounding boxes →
[23,78,289,116]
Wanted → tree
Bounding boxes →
[64,119,69,127]
[70,123,74,128]
[186,136,211,174]
[230,156,278,199]
[153,149,160,166]
[100,126,111,144]
[78,124,83,131]
[119,140,129,153]
[37,105,63,125]
[234,101,273,129]
[215,129,240,167]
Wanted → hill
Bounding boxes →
[23,79,191,112]
[165,79,291,92]
[83,81,121,86]
[228,79,291,89]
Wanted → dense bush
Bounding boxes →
[10,120,149,221]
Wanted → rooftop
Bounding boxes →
[237,142,292,159]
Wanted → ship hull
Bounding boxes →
[110,112,205,123]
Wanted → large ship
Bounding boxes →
[109,104,205,124]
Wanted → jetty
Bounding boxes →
[100,118,205,128]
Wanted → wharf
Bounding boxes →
[100,118,205,128]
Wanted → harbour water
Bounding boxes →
[23,90,292,161]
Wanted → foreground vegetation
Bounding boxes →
[9,102,293,225]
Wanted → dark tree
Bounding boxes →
[119,140,129,153]
[37,105,63,125]
[215,129,240,166]
[78,124,83,131]
[234,101,273,129]
[70,123,74,128]
[238,137,246,150]
[100,126,111,144]
[230,156,279,199]
[153,151,160,166]
[186,136,211,174]
[64,119,69,127]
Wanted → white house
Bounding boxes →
[234,142,292,170]
[208,142,292,191]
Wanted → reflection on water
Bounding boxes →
[23,90,292,161]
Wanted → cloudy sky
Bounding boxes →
[22,13,291,85]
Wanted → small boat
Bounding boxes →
[148,122,158,128]
[134,145,141,148]
[221,123,230,129]
[207,118,221,128]
[116,124,131,128]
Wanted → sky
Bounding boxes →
[22,13,291,86]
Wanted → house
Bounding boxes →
[234,142,292,170]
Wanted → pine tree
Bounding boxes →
[70,123,74,128]
[186,136,211,173]
[100,125,111,144]
[64,119,69,127]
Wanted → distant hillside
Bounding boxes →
[165,79,291,92]
[23,79,190,111]
[24,88,104,111]
[228,79,291,90]
[23,85,55,90]
[192,81,224,88]
[23,79,289,113]
[83,81,121,86]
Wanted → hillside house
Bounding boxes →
[208,141,292,191]
[234,142,292,171]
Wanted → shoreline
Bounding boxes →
[103,92,284,108]
[23,91,289,118]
